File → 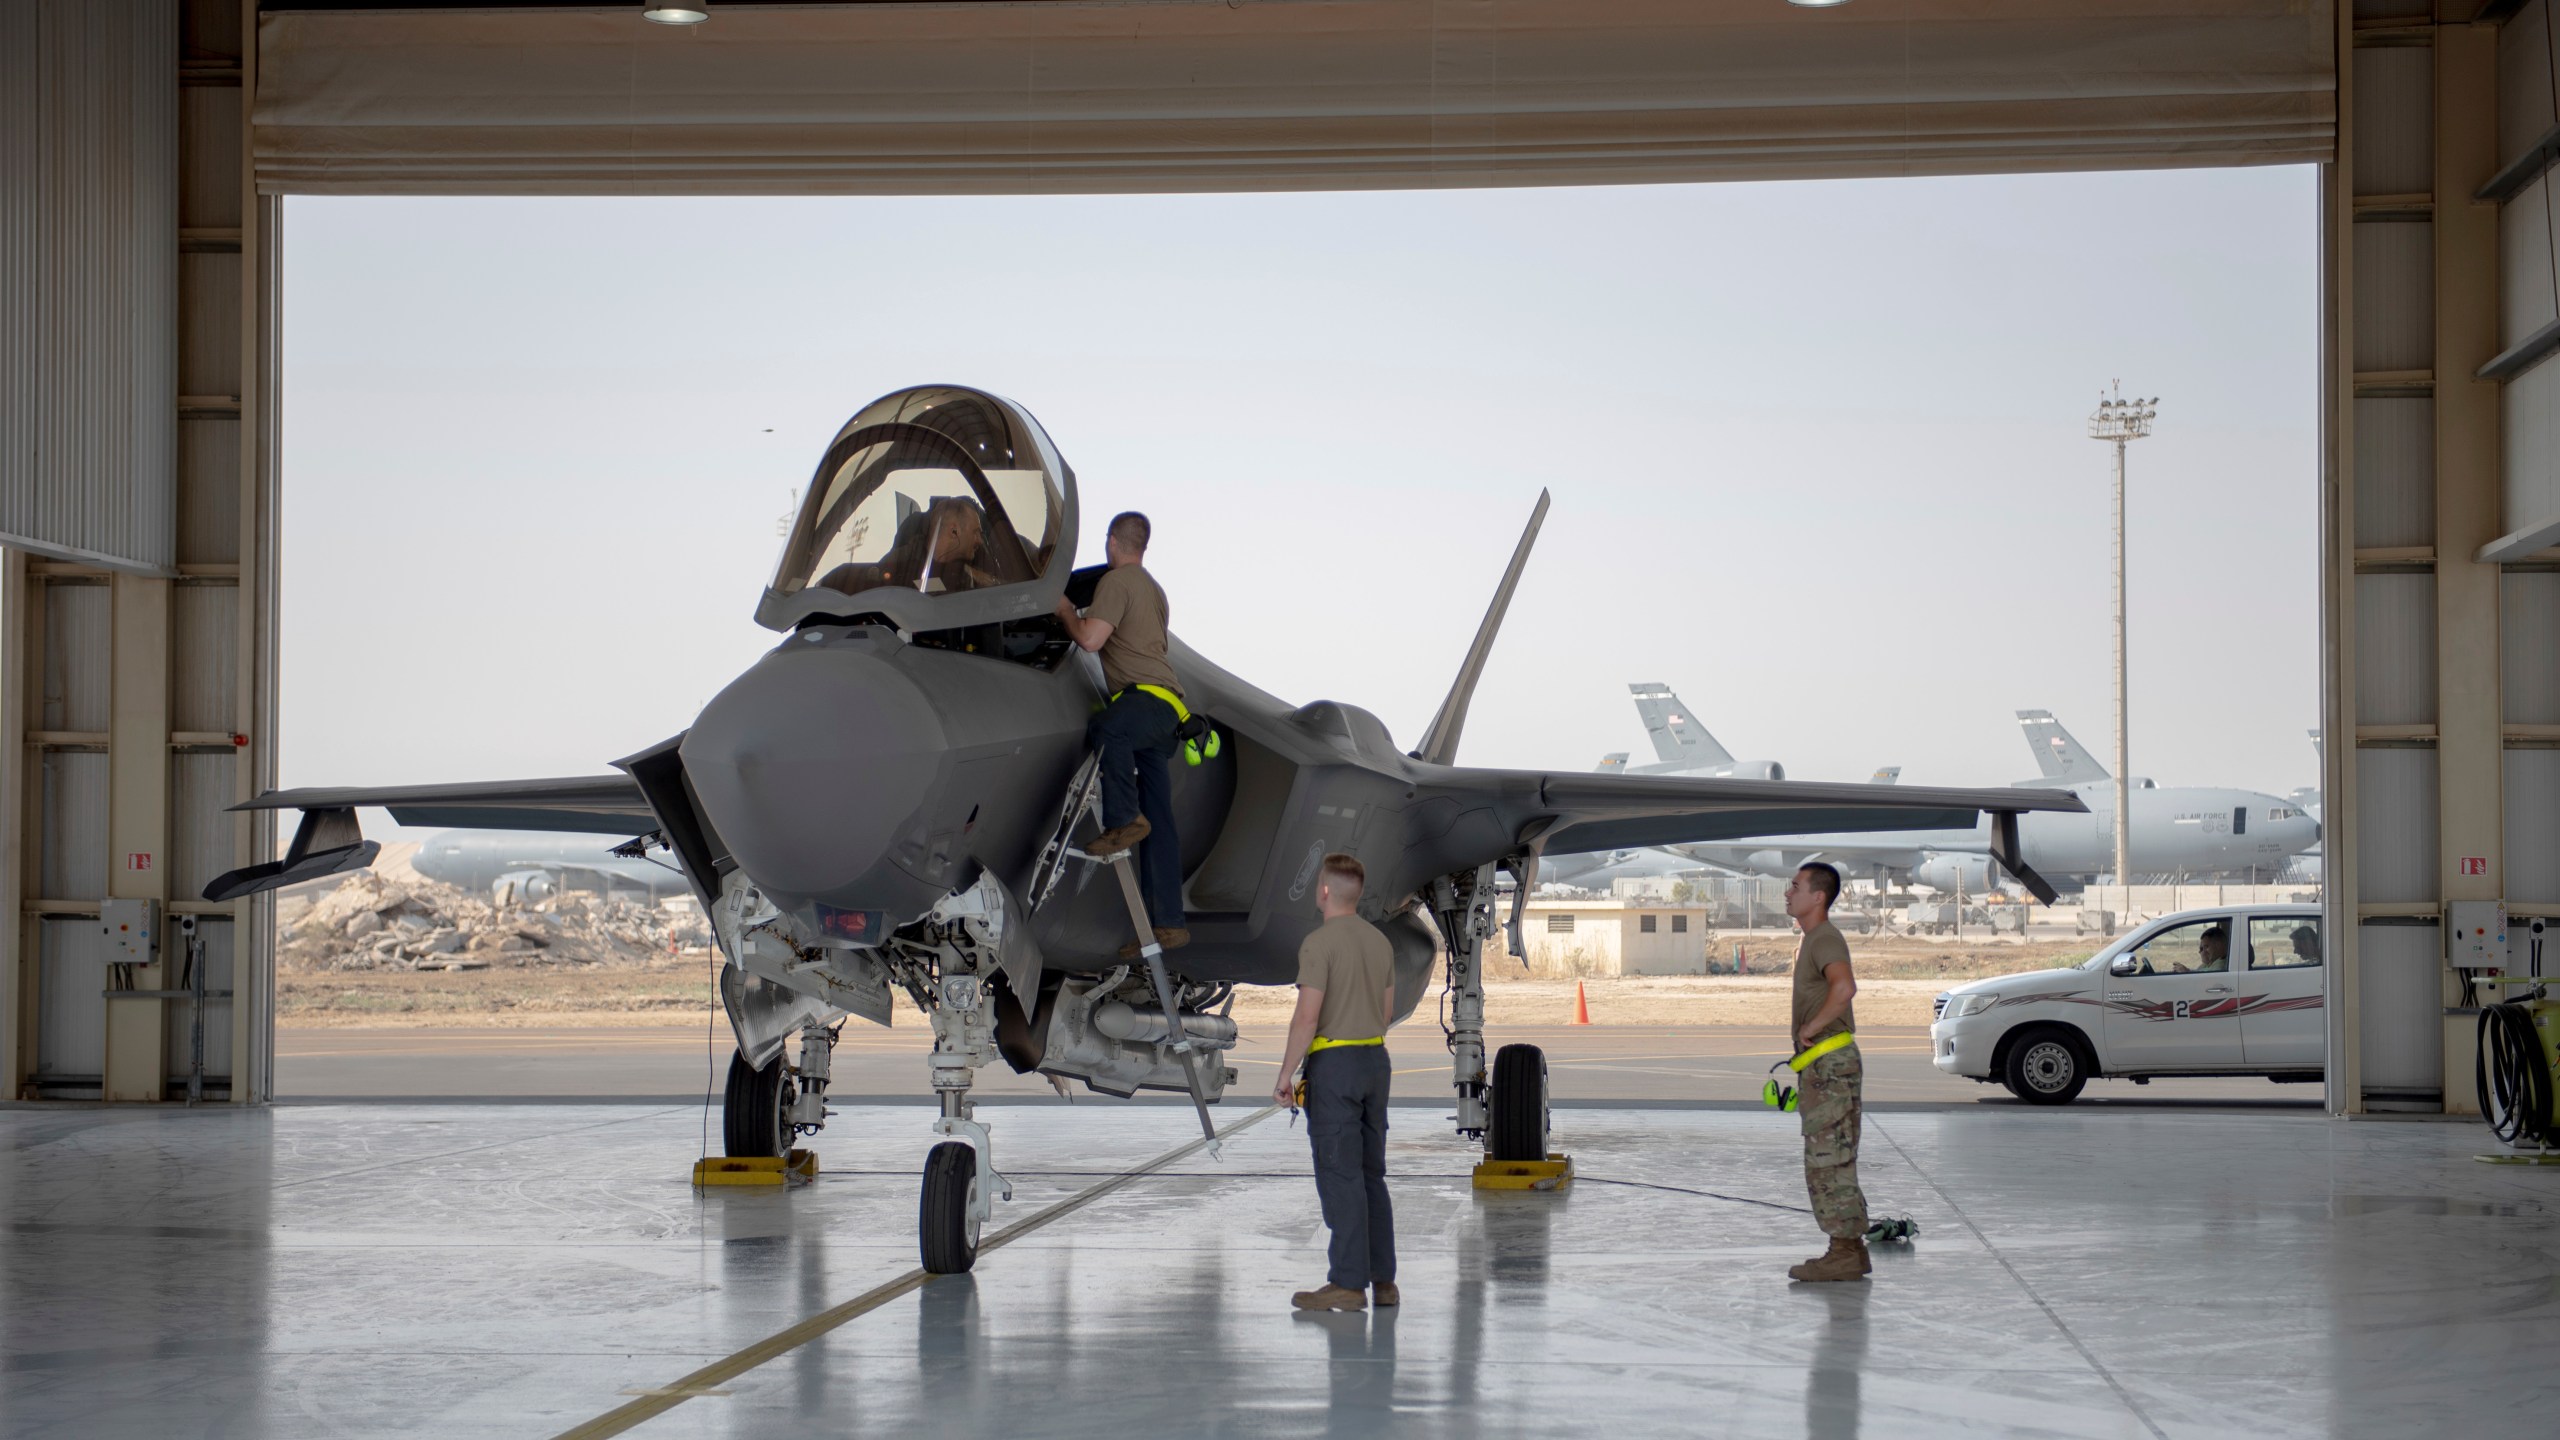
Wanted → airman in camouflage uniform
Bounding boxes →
[1783,863,1870,1282]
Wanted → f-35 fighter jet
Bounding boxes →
[210,385,2082,1273]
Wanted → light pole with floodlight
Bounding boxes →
[2088,384,2157,890]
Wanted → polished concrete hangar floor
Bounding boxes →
[4,1099,2557,1439]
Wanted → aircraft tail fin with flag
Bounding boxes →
[1413,490,1549,767]
[1629,683,1735,768]
[2016,709,2109,783]
[1870,766,1902,785]
[1595,752,1630,773]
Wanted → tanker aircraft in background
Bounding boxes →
[205,385,2083,1273]
[1653,704,2318,889]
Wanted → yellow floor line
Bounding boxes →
[551,1104,1280,1440]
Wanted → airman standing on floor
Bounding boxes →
[1785,860,1871,1282]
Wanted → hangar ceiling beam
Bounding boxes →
[248,0,2338,196]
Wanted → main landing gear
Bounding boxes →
[1430,864,1552,1166]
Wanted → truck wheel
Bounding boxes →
[919,1140,981,1274]
[1488,1044,1550,1162]
[722,1050,795,1157]
[2002,1028,2089,1105]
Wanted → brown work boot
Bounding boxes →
[1787,1237,1872,1283]
[1117,927,1191,960]
[1291,1283,1367,1312]
[1084,816,1152,857]
[1371,1281,1400,1308]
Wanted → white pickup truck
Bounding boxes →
[1930,903,2324,1104]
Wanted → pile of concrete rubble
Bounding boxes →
[279,872,711,972]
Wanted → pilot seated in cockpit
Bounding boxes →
[818,497,993,597]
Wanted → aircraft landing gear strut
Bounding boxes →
[922,967,1011,1274]
[1431,866,1500,1140]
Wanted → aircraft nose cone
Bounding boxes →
[682,637,945,898]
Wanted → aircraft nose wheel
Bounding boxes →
[722,1051,796,1158]
[1488,1043,1551,1162]
[920,1139,983,1274]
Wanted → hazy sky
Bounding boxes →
[281,167,2318,834]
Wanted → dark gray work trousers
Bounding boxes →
[1306,1044,1395,1290]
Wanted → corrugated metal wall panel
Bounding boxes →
[168,750,234,898]
[2353,46,2433,197]
[37,751,107,900]
[2504,352,2560,530]
[177,81,238,230]
[2501,0,2556,167]
[2355,921,2444,1094]
[2354,573,2437,725]
[2353,398,2433,548]
[36,917,108,1088]
[2357,747,2440,904]
[2504,571,2560,725]
[0,0,179,573]
[39,579,109,732]
[2507,750,2560,908]
[161,916,232,1085]
[2502,174,2558,352]
[177,250,238,398]
[2352,222,2434,373]
[175,416,237,565]
[170,581,235,732]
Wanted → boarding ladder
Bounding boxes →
[1035,753,1223,1154]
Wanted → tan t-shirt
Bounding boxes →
[1791,919,1855,1043]
[1086,564,1182,698]
[1297,913,1396,1042]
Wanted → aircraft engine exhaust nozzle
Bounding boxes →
[682,640,946,899]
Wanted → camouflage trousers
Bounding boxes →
[1797,1045,1869,1239]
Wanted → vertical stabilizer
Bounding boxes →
[1595,752,1630,773]
[1869,766,1902,785]
[1414,491,1548,766]
[2015,709,2109,783]
[2309,729,2322,763]
[1629,683,1734,768]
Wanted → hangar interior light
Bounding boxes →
[1787,0,1855,8]
[642,1,709,23]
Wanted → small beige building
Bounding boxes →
[1518,898,1713,977]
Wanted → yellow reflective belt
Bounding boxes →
[1307,1036,1386,1053]
[1111,684,1190,723]
[1788,1031,1856,1071]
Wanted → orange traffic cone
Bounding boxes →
[1572,981,1591,1025]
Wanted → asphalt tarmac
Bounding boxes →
[276,1022,2309,1108]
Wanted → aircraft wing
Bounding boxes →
[231,775,657,835]
[202,776,661,901]
[1455,770,2087,903]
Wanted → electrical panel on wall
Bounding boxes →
[2445,900,2507,969]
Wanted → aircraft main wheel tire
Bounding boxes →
[919,1140,982,1275]
[1488,1043,1551,1162]
[722,1050,793,1158]
[2001,1028,2090,1106]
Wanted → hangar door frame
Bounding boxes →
[14,0,2538,1118]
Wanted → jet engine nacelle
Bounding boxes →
[1913,853,1994,894]
[491,869,556,908]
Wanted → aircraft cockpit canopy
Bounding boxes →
[759,385,1076,634]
